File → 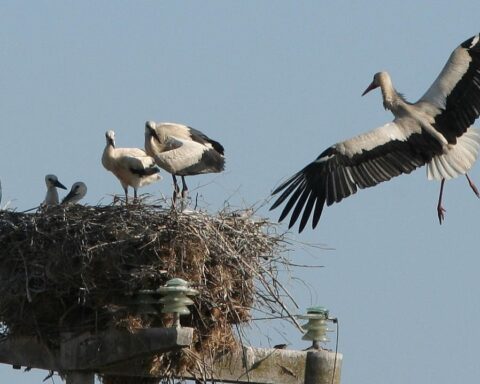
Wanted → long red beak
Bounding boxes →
[362,81,378,96]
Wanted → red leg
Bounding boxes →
[181,176,189,199]
[172,174,180,207]
[466,174,480,197]
[437,179,446,225]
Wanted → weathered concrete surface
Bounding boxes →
[65,371,95,384]
[60,327,193,370]
[0,333,342,383]
[0,335,60,371]
[304,349,342,384]
[0,327,193,371]
[202,346,342,384]
[103,346,343,384]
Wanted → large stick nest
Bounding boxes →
[0,202,294,378]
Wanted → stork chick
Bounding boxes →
[62,182,87,205]
[43,174,67,206]
[102,130,161,203]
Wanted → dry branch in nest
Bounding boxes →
[0,202,297,380]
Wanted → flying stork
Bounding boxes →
[144,121,225,205]
[271,33,480,232]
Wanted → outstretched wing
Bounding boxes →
[419,33,480,143]
[270,122,442,232]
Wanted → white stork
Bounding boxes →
[43,174,67,206]
[62,182,87,205]
[102,130,161,203]
[144,121,225,204]
[271,33,480,232]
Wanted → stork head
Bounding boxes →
[145,121,156,131]
[63,182,87,204]
[362,71,389,96]
[145,121,160,142]
[105,130,116,147]
[45,174,67,190]
[71,182,87,197]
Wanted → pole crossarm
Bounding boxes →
[0,332,341,383]
[0,335,61,371]
[102,346,343,384]
[0,327,193,372]
[199,346,342,384]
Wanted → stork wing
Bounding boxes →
[115,147,147,158]
[270,122,442,232]
[161,136,185,152]
[121,155,159,177]
[159,122,224,155]
[187,127,225,155]
[419,33,480,143]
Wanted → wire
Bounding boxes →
[330,318,339,384]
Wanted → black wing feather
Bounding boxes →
[299,192,317,232]
[271,172,303,210]
[271,132,442,232]
[188,126,225,155]
[130,165,160,177]
[433,35,480,143]
[278,179,306,222]
[289,188,311,229]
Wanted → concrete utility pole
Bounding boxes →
[65,372,95,384]
[100,345,342,384]
[0,336,341,383]
[0,340,342,384]
[0,280,342,383]
[304,349,341,384]
[0,327,193,384]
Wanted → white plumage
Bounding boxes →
[271,33,480,232]
[102,130,161,203]
[62,182,88,205]
[144,121,225,203]
[43,174,67,206]
[427,128,480,180]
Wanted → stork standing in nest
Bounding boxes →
[62,182,87,205]
[144,120,225,205]
[102,130,161,203]
[271,33,480,232]
[43,174,67,206]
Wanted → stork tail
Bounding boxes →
[427,127,480,180]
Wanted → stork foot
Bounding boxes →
[437,204,446,225]
[466,174,480,198]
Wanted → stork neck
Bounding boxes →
[45,187,59,205]
[104,142,116,160]
[379,74,403,112]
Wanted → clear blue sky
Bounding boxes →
[1,1,480,383]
